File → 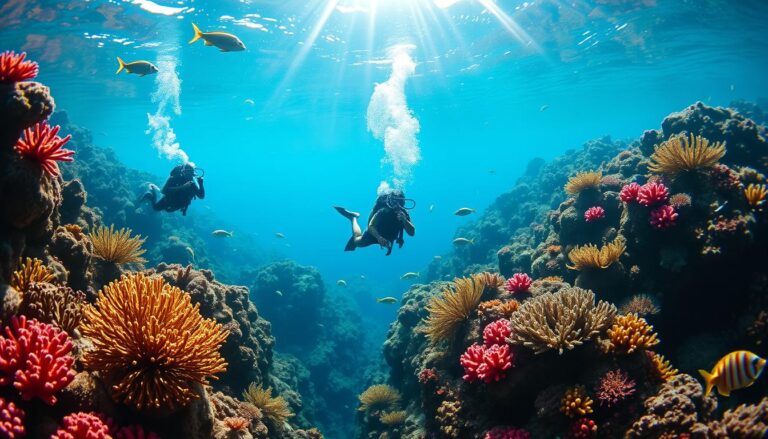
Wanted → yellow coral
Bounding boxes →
[606,313,659,354]
[379,410,407,426]
[567,237,626,270]
[647,351,678,382]
[89,225,146,265]
[358,384,401,412]
[648,133,725,175]
[243,383,294,425]
[421,274,487,345]
[565,171,602,195]
[11,257,54,293]
[80,273,228,410]
[560,385,593,418]
[436,399,462,438]
[745,184,767,208]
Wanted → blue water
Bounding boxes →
[3,0,768,302]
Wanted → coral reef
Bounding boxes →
[647,133,726,175]
[422,274,488,345]
[243,383,294,427]
[14,121,74,177]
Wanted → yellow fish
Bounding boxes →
[376,297,398,304]
[699,350,766,396]
[189,23,246,52]
[115,57,158,76]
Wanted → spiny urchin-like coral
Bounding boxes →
[10,257,54,294]
[595,369,636,407]
[88,225,146,265]
[242,383,294,425]
[0,51,39,83]
[14,121,74,177]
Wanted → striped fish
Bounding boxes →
[699,350,766,396]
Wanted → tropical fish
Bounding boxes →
[337,280,347,287]
[400,272,419,280]
[275,232,286,239]
[244,98,255,105]
[212,230,233,238]
[540,104,550,112]
[453,237,474,246]
[360,275,366,280]
[189,23,246,52]
[377,297,398,304]
[115,57,158,76]
[454,208,475,216]
[429,204,435,213]
[185,246,195,261]
[699,351,766,397]
[274,290,283,297]
[434,255,442,260]
[714,201,728,213]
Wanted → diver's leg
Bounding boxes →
[335,207,364,250]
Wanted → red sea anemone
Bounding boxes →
[0,397,25,438]
[584,206,605,222]
[637,182,669,207]
[485,426,531,439]
[0,51,39,83]
[483,319,512,347]
[504,273,532,294]
[649,205,678,229]
[619,183,641,203]
[51,412,112,439]
[460,343,513,383]
[595,369,636,407]
[14,121,74,177]
[568,418,598,439]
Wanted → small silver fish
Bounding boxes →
[453,237,474,246]
[429,204,435,213]
[360,275,366,280]
[275,232,286,239]
[714,201,728,213]
[400,272,420,280]
[116,57,158,76]
[212,230,233,238]
[434,255,442,260]
[377,297,398,304]
[540,104,550,112]
[189,23,246,52]
[337,280,347,287]
[185,246,195,260]
[244,99,255,105]
[454,208,475,216]
[274,290,283,297]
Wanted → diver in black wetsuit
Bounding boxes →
[334,189,416,256]
[140,163,205,216]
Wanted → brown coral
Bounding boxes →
[646,351,679,382]
[605,313,659,354]
[223,417,250,431]
[89,225,146,265]
[567,237,626,270]
[379,410,407,426]
[714,397,768,438]
[508,287,616,354]
[242,383,293,425]
[19,282,85,334]
[565,171,602,195]
[436,398,463,438]
[619,294,660,317]
[80,273,229,410]
[10,257,54,294]
[561,385,593,418]
[648,133,726,175]
[358,384,401,412]
[421,274,487,345]
[744,184,767,208]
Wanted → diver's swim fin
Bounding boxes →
[344,236,357,252]
[334,206,360,220]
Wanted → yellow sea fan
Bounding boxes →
[421,275,487,345]
[560,385,593,418]
[646,351,678,382]
[567,237,626,270]
[564,171,602,195]
[606,313,659,354]
[358,384,401,412]
[80,273,228,410]
[11,257,54,293]
[89,224,147,265]
[648,133,725,175]
[379,410,407,426]
[745,184,767,208]
[242,383,294,425]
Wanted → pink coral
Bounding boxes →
[595,369,636,407]
[637,182,670,207]
[0,397,25,438]
[14,121,74,177]
[584,206,605,222]
[504,273,532,294]
[485,426,531,439]
[460,344,486,382]
[568,418,597,438]
[0,51,39,83]
[418,368,438,384]
[649,205,678,229]
[114,425,160,439]
[460,343,513,384]
[0,315,75,405]
[51,412,112,439]
[619,183,641,203]
[483,319,512,347]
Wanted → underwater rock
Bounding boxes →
[0,81,54,142]
[0,283,21,322]
[50,223,93,292]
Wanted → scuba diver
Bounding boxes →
[139,163,205,216]
[334,189,416,256]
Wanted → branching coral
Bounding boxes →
[379,410,407,426]
[595,369,636,407]
[422,274,487,345]
[584,206,605,222]
[0,397,25,438]
[51,412,111,439]
[648,133,726,175]
[80,273,228,410]
[0,51,39,83]
[20,283,85,334]
[565,171,602,195]
[358,384,401,412]
[619,294,659,317]
[561,385,594,418]
[89,225,147,265]
[637,182,670,207]
[508,287,616,354]
[568,418,598,439]
[620,183,641,203]
[605,313,659,354]
[10,257,54,294]
[745,184,767,207]
[649,205,678,229]
[646,351,678,382]
[504,273,532,294]
[567,237,626,270]
[14,121,74,177]
[242,383,294,425]
[0,316,75,405]
[460,343,514,383]
[483,319,512,346]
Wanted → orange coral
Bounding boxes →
[11,257,54,293]
[223,417,249,431]
[80,273,228,410]
[560,385,593,418]
[547,245,562,255]
[744,184,767,208]
[606,313,659,354]
[0,50,39,83]
[477,299,519,321]
[646,351,678,382]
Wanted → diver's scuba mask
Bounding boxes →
[385,194,416,210]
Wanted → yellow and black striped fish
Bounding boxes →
[699,350,766,396]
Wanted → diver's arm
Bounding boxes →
[162,178,187,195]
[398,210,415,236]
[196,177,205,199]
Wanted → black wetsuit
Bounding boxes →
[350,195,413,255]
[144,166,205,216]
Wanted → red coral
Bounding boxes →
[114,425,160,439]
[484,426,531,439]
[51,412,112,439]
[637,182,669,206]
[619,183,641,203]
[710,164,741,190]
[0,51,39,83]
[483,319,512,347]
[584,206,605,222]
[649,205,678,229]
[0,315,76,405]
[418,368,438,384]
[504,273,532,294]
[0,397,25,438]
[460,343,514,383]
[460,344,486,382]
[14,121,74,177]
[595,369,636,407]
[568,418,597,438]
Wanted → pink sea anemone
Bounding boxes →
[0,316,76,405]
[584,206,605,222]
[0,51,39,83]
[460,343,513,383]
[51,412,112,439]
[649,205,678,229]
[483,319,512,347]
[619,183,641,203]
[595,369,636,407]
[504,273,532,294]
[485,426,531,439]
[637,182,669,207]
[14,121,74,177]
[0,397,25,438]
[568,418,597,439]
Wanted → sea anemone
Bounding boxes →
[649,205,678,229]
[89,225,147,265]
[0,397,25,438]
[358,384,401,412]
[595,369,636,407]
[637,182,670,206]
[460,343,513,383]
[50,412,111,439]
[619,294,660,317]
[422,274,487,345]
[648,133,726,175]
[565,171,602,195]
[584,206,605,222]
[80,273,229,410]
[14,121,74,177]
[619,183,641,203]
[504,273,532,294]
[568,418,598,439]
[560,385,593,418]
[223,417,250,431]
[483,319,512,346]
[646,351,678,382]
[744,184,767,207]
[669,193,692,208]
[605,313,659,354]
[243,383,294,425]
[567,237,626,270]
[10,257,54,294]
[0,51,39,83]
[379,410,407,426]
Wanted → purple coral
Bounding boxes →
[595,369,636,407]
